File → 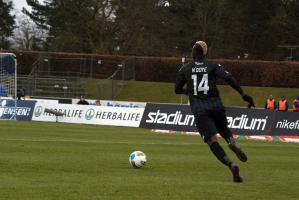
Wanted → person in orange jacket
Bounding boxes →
[292,96,299,112]
[277,96,289,111]
[264,95,277,110]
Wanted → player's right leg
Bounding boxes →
[228,140,247,162]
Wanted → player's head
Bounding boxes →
[269,94,273,100]
[192,41,208,60]
[281,96,285,100]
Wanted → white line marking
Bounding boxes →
[0,138,202,146]
[0,138,297,148]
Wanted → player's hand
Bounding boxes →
[242,94,255,108]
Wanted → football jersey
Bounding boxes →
[175,59,242,112]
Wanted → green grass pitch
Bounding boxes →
[0,121,298,200]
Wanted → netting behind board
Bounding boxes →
[0,53,17,98]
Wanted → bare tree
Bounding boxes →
[12,15,47,50]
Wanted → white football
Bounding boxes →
[129,151,147,168]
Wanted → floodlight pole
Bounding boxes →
[14,53,17,120]
[180,57,186,104]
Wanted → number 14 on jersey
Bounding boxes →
[191,74,209,95]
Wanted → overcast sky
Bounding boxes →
[12,0,29,11]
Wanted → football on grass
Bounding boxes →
[129,151,147,168]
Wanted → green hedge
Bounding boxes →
[3,50,299,87]
[135,57,299,87]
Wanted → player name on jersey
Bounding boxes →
[192,67,207,73]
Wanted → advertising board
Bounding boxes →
[0,99,36,120]
[140,103,299,136]
[32,103,144,127]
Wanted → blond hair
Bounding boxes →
[195,41,208,56]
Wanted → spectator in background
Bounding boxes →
[0,84,6,97]
[277,96,289,111]
[17,88,26,100]
[292,96,299,112]
[265,95,277,110]
[96,100,101,106]
[77,96,89,105]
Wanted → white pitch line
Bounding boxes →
[0,138,202,146]
[0,138,297,148]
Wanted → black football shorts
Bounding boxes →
[193,109,232,143]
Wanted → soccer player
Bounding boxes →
[175,41,255,182]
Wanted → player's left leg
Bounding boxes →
[206,135,233,167]
[206,135,243,183]
[194,112,243,182]
[194,113,233,167]
[213,109,247,162]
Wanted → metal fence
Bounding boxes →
[18,56,96,98]
[96,57,135,100]
[17,55,135,99]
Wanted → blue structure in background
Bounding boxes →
[0,54,16,74]
[0,84,6,97]
[0,53,16,97]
